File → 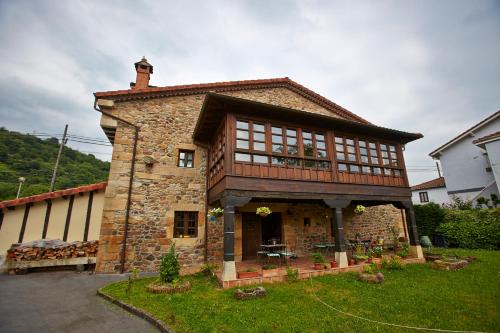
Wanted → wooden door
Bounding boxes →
[242,213,261,260]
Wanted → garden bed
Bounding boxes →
[100,249,499,333]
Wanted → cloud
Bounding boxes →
[0,0,499,184]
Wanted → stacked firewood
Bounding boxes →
[6,239,99,262]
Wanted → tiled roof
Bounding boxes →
[430,110,500,157]
[411,177,446,191]
[0,182,107,209]
[472,131,500,145]
[94,77,370,124]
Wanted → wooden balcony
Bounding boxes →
[194,93,422,204]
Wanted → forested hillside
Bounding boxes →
[0,128,110,200]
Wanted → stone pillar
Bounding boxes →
[323,199,351,268]
[404,202,424,259]
[220,195,251,281]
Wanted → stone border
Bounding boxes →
[97,289,175,333]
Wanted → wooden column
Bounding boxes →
[323,199,351,267]
[83,191,94,242]
[63,195,75,242]
[0,209,4,232]
[220,195,251,281]
[42,200,52,239]
[333,207,346,252]
[404,205,420,246]
[18,203,32,243]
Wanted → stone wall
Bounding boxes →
[96,87,342,273]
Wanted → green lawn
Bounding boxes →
[101,249,500,333]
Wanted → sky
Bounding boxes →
[0,0,499,186]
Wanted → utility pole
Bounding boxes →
[436,161,442,178]
[49,124,68,192]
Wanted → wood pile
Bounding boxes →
[6,239,98,262]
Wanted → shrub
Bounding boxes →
[381,255,404,270]
[442,195,473,210]
[310,252,325,263]
[262,264,278,270]
[414,203,446,239]
[201,262,218,276]
[363,263,377,274]
[437,209,500,249]
[397,242,410,258]
[372,246,383,258]
[286,267,299,282]
[160,243,180,283]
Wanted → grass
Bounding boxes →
[101,249,500,333]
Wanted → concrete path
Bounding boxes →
[0,270,157,333]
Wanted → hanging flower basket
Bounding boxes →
[207,208,224,221]
[256,207,272,217]
[354,205,366,215]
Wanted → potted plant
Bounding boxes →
[352,254,369,264]
[310,253,325,270]
[348,257,356,266]
[330,260,337,268]
[207,207,224,222]
[354,204,365,215]
[256,207,272,217]
[262,264,279,277]
[237,268,260,279]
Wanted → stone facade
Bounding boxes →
[96,87,346,273]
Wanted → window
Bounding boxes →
[286,128,298,155]
[419,192,429,203]
[236,121,250,149]
[178,150,194,168]
[272,126,284,153]
[253,122,266,151]
[303,130,328,168]
[174,211,198,237]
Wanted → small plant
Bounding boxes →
[397,242,410,258]
[262,264,278,270]
[354,243,365,255]
[201,262,218,276]
[363,262,377,274]
[476,196,490,209]
[244,268,257,272]
[207,207,224,218]
[286,266,299,282]
[354,204,366,215]
[160,243,180,283]
[310,252,325,263]
[372,246,383,258]
[389,225,401,250]
[131,267,140,280]
[256,207,272,217]
[490,194,499,208]
[381,255,405,270]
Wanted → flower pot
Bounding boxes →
[330,261,337,268]
[367,258,373,264]
[238,271,260,279]
[208,215,217,222]
[258,213,269,217]
[348,259,356,266]
[313,263,323,270]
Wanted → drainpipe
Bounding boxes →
[94,98,139,274]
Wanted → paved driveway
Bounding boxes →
[0,271,157,333]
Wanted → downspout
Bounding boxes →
[94,98,139,274]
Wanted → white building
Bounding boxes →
[411,177,449,205]
[429,111,500,203]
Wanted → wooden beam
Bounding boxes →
[42,199,52,239]
[18,203,32,243]
[63,195,75,242]
[0,209,3,232]
[83,191,94,241]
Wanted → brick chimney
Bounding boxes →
[131,57,153,89]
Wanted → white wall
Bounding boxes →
[484,140,500,194]
[412,187,449,205]
[438,119,500,198]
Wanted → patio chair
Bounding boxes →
[278,241,297,265]
[256,245,269,263]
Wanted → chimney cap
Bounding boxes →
[134,56,153,73]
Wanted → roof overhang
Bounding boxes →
[429,111,500,159]
[193,93,423,144]
[473,131,500,149]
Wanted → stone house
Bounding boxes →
[93,58,424,279]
